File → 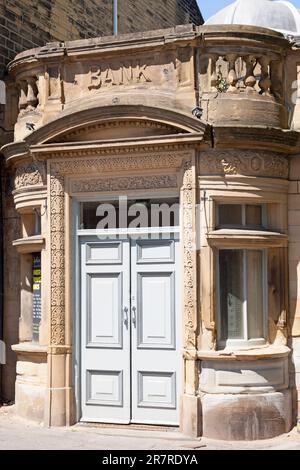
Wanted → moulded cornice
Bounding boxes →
[8,24,198,74]
[213,126,300,153]
[207,229,288,248]
[24,105,209,146]
[8,24,290,75]
[2,134,205,166]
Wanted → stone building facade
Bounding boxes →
[0,0,203,404]
[2,0,300,442]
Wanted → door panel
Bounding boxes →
[137,371,176,409]
[131,237,181,425]
[137,272,175,349]
[81,237,130,423]
[87,273,123,347]
[86,370,123,406]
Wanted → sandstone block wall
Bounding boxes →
[288,156,300,421]
[117,0,203,34]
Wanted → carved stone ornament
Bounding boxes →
[49,151,195,346]
[14,161,47,190]
[51,152,187,175]
[71,175,178,193]
[181,158,197,351]
[53,120,179,143]
[199,150,289,179]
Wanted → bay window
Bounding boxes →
[215,203,269,348]
[200,188,288,353]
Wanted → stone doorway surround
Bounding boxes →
[3,130,204,435]
[2,24,299,440]
[48,144,198,429]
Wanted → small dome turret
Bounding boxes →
[205,0,300,35]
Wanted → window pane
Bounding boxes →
[79,198,179,229]
[247,250,264,339]
[218,204,242,226]
[246,205,262,227]
[219,250,244,340]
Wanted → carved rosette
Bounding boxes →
[49,150,192,346]
[200,151,289,178]
[181,158,197,350]
[14,162,46,190]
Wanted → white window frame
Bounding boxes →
[217,247,268,350]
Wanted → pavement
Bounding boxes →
[1,405,300,450]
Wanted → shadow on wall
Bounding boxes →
[1,169,20,404]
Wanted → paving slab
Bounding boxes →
[0,406,300,450]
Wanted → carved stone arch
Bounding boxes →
[47,119,184,143]
[23,104,209,145]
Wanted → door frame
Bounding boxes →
[72,192,181,423]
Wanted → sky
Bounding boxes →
[197,0,300,21]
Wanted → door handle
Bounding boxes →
[123,307,129,327]
[131,306,137,327]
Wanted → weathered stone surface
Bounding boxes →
[200,357,289,394]
[0,0,203,73]
[202,391,292,440]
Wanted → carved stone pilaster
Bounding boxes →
[49,171,65,345]
[181,156,197,351]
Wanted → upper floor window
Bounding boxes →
[217,204,266,229]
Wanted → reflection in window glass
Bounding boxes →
[246,205,262,227]
[247,250,264,339]
[219,250,244,341]
[218,204,242,226]
[218,249,265,345]
[79,198,180,229]
[218,204,264,228]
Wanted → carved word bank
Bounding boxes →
[89,61,151,89]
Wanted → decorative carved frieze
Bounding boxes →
[14,161,46,190]
[42,145,194,160]
[71,175,178,193]
[199,151,289,179]
[51,152,188,175]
